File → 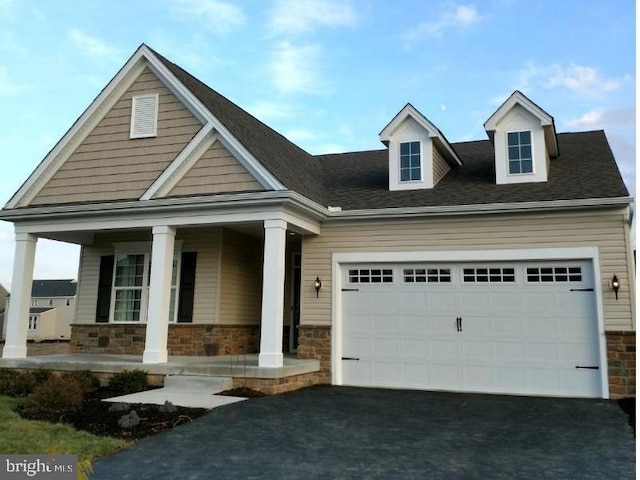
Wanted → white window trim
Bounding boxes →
[506,129,535,176]
[399,141,423,183]
[130,93,159,139]
[109,241,183,323]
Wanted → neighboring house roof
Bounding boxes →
[317,131,629,211]
[30,307,55,315]
[31,280,77,298]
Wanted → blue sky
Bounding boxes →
[0,0,635,289]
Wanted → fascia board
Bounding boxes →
[325,197,633,219]
[1,190,329,227]
[5,47,150,210]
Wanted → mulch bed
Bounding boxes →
[17,386,268,440]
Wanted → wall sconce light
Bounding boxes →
[314,276,323,298]
[610,274,620,300]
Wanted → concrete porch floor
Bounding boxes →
[0,353,320,379]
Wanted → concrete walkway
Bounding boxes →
[103,375,246,409]
[91,386,635,480]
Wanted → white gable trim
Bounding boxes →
[484,90,558,159]
[5,57,148,209]
[141,125,217,200]
[379,103,462,166]
[484,91,553,130]
[141,47,285,191]
[6,44,285,209]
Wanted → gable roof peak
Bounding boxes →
[484,90,559,158]
[379,103,462,166]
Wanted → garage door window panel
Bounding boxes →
[463,267,515,283]
[348,268,393,284]
[404,268,451,283]
[527,266,582,283]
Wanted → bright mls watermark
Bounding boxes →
[0,455,76,479]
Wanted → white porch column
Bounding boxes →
[259,219,287,368]
[3,233,37,359]
[143,225,176,364]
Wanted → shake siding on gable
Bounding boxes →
[432,146,451,185]
[301,210,634,330]
[74,228,222,325]
[167,141,263,198]
[30,67,203,205]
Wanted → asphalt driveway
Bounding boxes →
[91,386,635,479]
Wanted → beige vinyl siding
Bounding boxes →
[31,67,203,205]
[75,227,222,325]
[432,146,451,185]
[167,141,264,197]
[301,210,634,330]
[218,229,263,325]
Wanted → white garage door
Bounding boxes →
[340,261,602,397]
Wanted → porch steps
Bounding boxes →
[163,374,233,394]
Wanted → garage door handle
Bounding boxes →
[570,288,594,292]
[575,365,599,370]
[456,317,462,332]
[342,357,360,361]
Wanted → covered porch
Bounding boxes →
[1,192,325,373]
[0,352,321,394]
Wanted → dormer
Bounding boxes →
[380,103,462,191]
[484,91,559,185]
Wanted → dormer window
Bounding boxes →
[380,104,462,191]
[484,91,558,185]
[400,141,421,181]
[507,131,533,174]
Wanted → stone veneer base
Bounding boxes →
[606,331,635,399]
[70,324,259,356]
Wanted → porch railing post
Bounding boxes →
[143,225,176,364]
[2,232,37,358]
[258,219,287,368]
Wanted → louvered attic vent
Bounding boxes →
[130,93,159,138]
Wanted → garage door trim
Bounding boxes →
[331,247,608,398]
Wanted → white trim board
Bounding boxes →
[331,247,609,398]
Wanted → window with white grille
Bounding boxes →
[526,266,582,283]
[403,268,451,283]
[463,267,515,283]
[348,268,393,284]
[130,94,159,138]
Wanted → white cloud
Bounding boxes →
[269,0,356,35]
[172,0,245,35]
[271,41,327,94]
[248,101,295,121]
[404,4,482,42]
[544,64,627,96]
[566,108,635,129]
[68,30,121,63]
[0,66,24,96]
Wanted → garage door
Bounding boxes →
[340,261,602,397]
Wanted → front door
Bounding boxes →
[289,253,301,352]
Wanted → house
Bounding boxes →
[0,283,8,340]
[0,45,634,399]
[3,280,76,341]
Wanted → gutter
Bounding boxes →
[0,190,329,223]
[325,196,634,219]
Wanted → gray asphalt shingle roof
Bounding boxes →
[152,48,629,211]
[31,280,77,298]
[317,131,629,210]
